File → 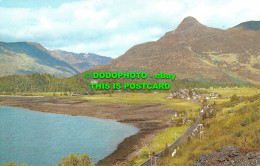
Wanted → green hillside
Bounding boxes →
[234,20,260,31]
[0,42,79,77]
[155,94,260,166]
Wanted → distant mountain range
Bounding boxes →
[49,50,112,72]
[101,17,260,84]
[0,42,112,77]
[1,17,259,83]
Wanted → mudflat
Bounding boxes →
[0,96,180,165]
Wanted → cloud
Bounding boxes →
[0,0,260,58]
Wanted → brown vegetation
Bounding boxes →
[101,17,260,84]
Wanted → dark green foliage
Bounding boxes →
[234,21,260,31]
[0,72,91,94]
[0,71,257,95]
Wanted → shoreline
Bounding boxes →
[0,96,177,165]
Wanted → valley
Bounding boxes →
[0,42,112,77]
[0,87,259,165]
[0,6,259,165]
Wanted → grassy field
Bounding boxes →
[132,125,189,165]
[207,98,230,104]
[202,87,260,97]
[4,92,71,96]
[78,93,201,165]
[79,93,201,112]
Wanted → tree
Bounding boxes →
[176,118,183,126]
[187,136,192,144]
[3,161,27,166]
[202,112,207,120]
[57,153,95,166]
[188,89,193,98]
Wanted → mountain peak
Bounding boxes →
[175,16,205,33]
[182,16,199,23]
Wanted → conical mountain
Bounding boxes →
[102,17,260,83]
[175,16,206,32]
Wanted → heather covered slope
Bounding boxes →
[103,17,260,84]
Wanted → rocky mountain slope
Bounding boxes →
[102,17,260,83]
[49,50,112,72]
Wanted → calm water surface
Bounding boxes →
[0,106,138,166]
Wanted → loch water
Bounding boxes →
[0,106,139,166]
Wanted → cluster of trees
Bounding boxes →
[3,162,27,166]
[3,153,95,166]
[0,71,257,95]
[0,72,91,95]
[57,153,95,166]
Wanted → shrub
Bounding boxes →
[163,143,170,157]
[230,93,239,103]
[57,153,95,166]
[3,161,27,166]
[234,130,243,137]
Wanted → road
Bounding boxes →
[140,100,207,166]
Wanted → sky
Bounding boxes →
[0,0,259,58]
